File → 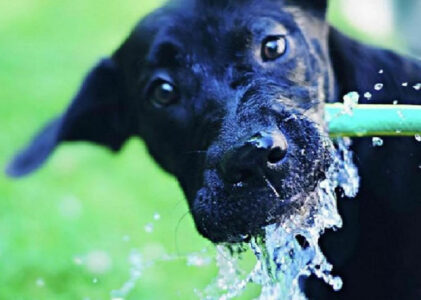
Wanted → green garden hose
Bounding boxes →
[325,104,421,137]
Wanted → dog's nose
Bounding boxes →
[219,131,288,184]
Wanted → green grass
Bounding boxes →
[0,1,400,299]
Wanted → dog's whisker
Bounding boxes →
[256,167,282,201]
[174,209,193,256]
[264,176,282,200]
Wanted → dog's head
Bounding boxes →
[7,0,336,242]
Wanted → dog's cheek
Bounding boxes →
[284,117,331,183]
[137,105,195,172]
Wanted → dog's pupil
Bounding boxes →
[154,82,176,105]
[262,37,286,61]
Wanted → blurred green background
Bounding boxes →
[0,1,417,299]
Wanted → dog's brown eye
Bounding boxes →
[261,36,287,61]
[150,81,179,107]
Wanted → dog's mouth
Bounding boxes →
[191,116,333,243]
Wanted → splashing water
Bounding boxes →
[363,92,372,100]
[111,136,360,300]
[200,138,359,300]
[374,83,384,91]
[111,250,145,299]
[342,91,359,115]
[372,137,384,147]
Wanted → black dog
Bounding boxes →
[6,0,421,299]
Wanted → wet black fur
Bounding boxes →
[6,0,421,299]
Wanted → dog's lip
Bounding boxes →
[196,210,282,244]
[192,185,292,243]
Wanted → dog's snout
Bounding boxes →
[219,131,288,184]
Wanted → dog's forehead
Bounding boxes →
[140,1,295,62]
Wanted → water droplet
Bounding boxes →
[187,253,212,267]
[85,251,112,274]
[342,92,359,115]
[374,83,383,91]
[331,276,343,291]
[413,83,421,90]
[122,235,131,242]
[153,213,161,221]
[402,82,408,87]
[343,91,360,105]
[415,134,421,142]
[393,100,398,105]
[93,278,99,284]
[363,92,372,100]
[234,182,243,188]
[372,137,384,147]
[378,69,384,74]
[36,278,45,287]
[144,223,154,233]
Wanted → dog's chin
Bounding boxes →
[192,173,324,244]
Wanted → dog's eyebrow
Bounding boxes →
[148,41,182,68]
[225,28,252,57]
[251,17,288,38]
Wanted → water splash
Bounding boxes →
[374,83,384,91]
[144,223,154,233]
[111,250,145,299]
[153,212,161,220]
[372,137,384,147]
[342,92,359,115]
[200,138,359,300]
[112,247,214,299]
[110,140,360,300]
[363,92,372,100]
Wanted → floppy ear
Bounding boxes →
[6,58,135,178]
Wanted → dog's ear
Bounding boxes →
[286,0,328,17]
[6,58,134,178]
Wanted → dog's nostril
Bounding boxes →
[220,131,288,185]
[268,146,287,164]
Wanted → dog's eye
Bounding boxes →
[261,36,287,61]
[149,80,179,107]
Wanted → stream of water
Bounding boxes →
[199,137,360,300]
